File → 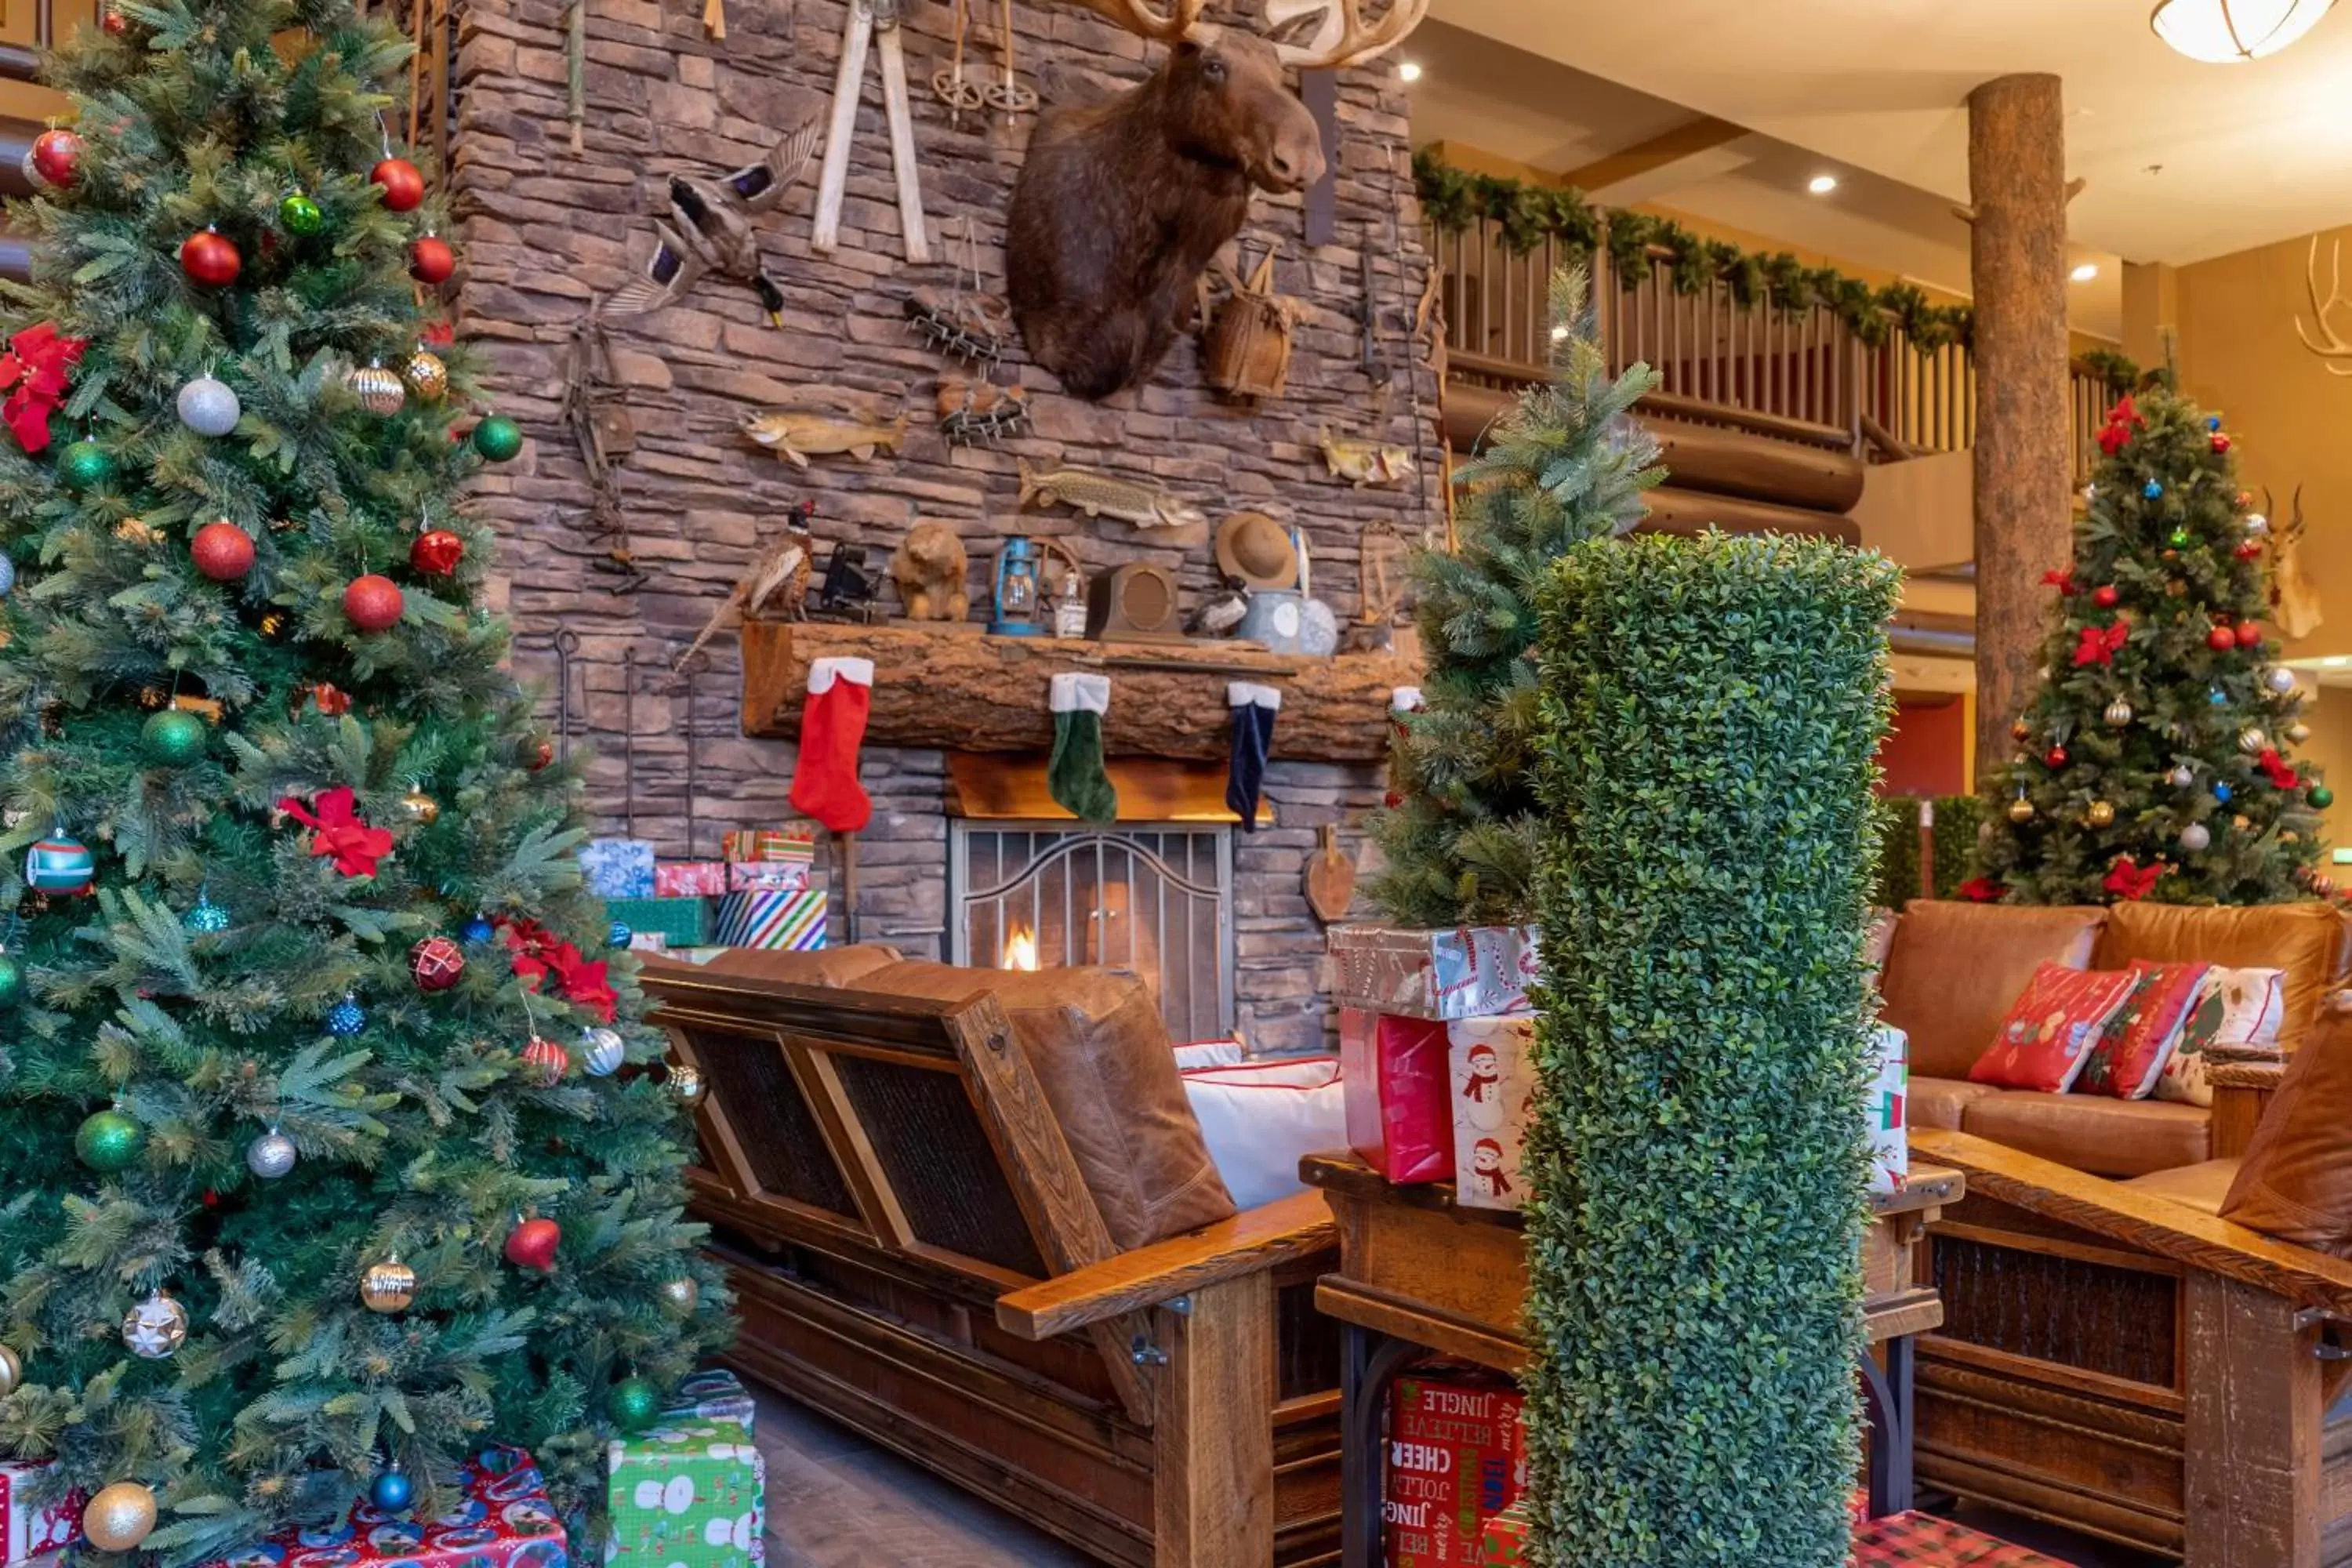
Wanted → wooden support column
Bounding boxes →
[2183,1272,2323,1566]
[1153,1273,1276,1568]
[1967,74,2074,776]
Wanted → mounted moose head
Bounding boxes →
[1005,0,1426,401]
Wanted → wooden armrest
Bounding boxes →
[996,1190,1337,1341]
[2209,1058,2287,1089]
[1914,1128,2352,1319]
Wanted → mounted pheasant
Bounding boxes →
[1006,0,1425,400]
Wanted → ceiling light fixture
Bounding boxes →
[2071,262,2101,281]
[1398,60,1422,82]
[1807,173,1838,194]
[2151,0,2336,62]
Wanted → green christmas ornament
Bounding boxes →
[2169,527,2192,548]
[2310,785,2337,810]
[278,191,325,236]
[57,439,116,492]
[0,953,21,1008]
[140,708,207,766]
[74,1109,143,1172]
[608,1375,662,1432]
[471,415,523,463]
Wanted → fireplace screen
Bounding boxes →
[950,822,1236,1041]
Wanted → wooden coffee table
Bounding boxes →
[1298,1152,1964,1568]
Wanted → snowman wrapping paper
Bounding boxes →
[604,1370,764,1568]
[1449,1016,1536,1212]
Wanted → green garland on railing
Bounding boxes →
[1416,147,1975,355]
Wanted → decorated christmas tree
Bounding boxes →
[0,5,723,1562]
[1971,385,2328,905]
[1367,268,1663,927]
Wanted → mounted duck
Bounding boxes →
[604,115,825,326]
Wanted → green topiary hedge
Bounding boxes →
[1528,531,1900,1566]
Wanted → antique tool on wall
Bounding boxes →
[1018,458,1208,536]
[932,0,986,125]
[673,500,816,672]
[984,0,1038,117]
[604,116,825,325]
[554,626,582,764]
[1305,823,1356,925]
[815,543,887,619]
[936,377,1029,445]
[741,406,908,466]
[1358,241,1389,387]
[813,0,932,264]
[906,221,1011,367]
[564,312,646,592]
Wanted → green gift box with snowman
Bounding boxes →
[604,1369,764,1568]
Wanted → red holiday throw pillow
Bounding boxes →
[2078,960,2212,1100]
[1969,962,2142,1094]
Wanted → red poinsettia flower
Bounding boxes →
[1958,877,2006,904]
[2071,619,2130,668]
[2259,747,2302,791]
[2096,394,2147,457]
[275,786,391,877]
[2041,568,2079,596]
[0,321,88,452]
[2103,856,2162,902]
[499,916,617,1022]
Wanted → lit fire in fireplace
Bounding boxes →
[1003,925,1040,971]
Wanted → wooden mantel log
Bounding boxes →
[740,620,1417,764]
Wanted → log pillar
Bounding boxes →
[1968,74,2073,777]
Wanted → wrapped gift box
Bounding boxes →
[0,1460,82,1563]
[608,897,712,949]
[713,890,826,951]
[1340,1009,1454,1184]
[605,1377,763,1568]
[1867,1024,1910,1196]
[1387,1371,1526,1568]
[1450,1016,1535,1212]
[627,932,670,955]
[194,1446,565,1568]
[655,862,730,898]
[727,862,812,894]
[722,827,817,866]
[1476,1504,1527,1568]
[581,839,657,900]
[1330,924,1540,1021]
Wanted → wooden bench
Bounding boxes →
[641,960,1347,1568]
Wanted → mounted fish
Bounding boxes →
[742,408,909,467]
[604,115,825,326]
[1319,426,1416,488]
[673,501,818,672]
[937,377,1031,446]
[1018,457,1208,543]
[1005,0,1427,401]
[1201,245,1298,402]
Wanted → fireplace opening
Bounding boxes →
[950,822,1236,1042]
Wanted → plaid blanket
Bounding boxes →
[1853,1512,2069,1566]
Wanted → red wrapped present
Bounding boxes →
[655,862,729,898]
[1341,1009,1454,1184]
[1849,1512,2067,1565]
[0,1459,82,1562]
[194,1446,566,1568]
[1386,1370,1525,1567]
[1475,1503,1526,1566]
[722,827,816,866]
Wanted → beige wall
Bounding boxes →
[2174,229,2352,858]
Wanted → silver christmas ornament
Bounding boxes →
[122,1289,188,1359]
[245,1127,297,1179]
[2240,727,2270,755]
[2268,666,2299,695]
[18,149,42,190]
[2290,721,2313,743]
[176,374,242,437]
[2180,822,2212,853]
[347,361,407,417]
[580,1027,626,1078]
[2103,698,2134,728]
[2168,764,2196,789]
[2246,512,2270,538]
[0,554,13,597]
[658,1275,701,1314]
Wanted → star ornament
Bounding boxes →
[275,786,393,878]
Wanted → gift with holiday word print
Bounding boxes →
[1450,1015,1535,1212]
[655,862,730,898]
[722,826,817,866]
[0,1458,82,1563]
[608,897,713,949]
[1866,1023,1910,1196]
[604,1383,764,1568]
[1387,1371,1526,1568]
[192,1446,566,1568]
[713,889,826,950]
[580,837,657,899]
[1330,924,1541,1022]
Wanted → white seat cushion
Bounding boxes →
[1181,1057,1346,1210]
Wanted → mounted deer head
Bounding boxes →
[1005,0,1426,400]
[2263,485,2325,641]
[2296,235,2352,376]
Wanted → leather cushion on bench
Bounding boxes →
[1878,902,2107,1080]
[2095,900,2344,1052]
[2127,1159,2239,1218]
[862,960,1237,1249]
[1908,1076,2001,1131]
[694,943,902,987]
[1961,1091,2210,1178]
[2222,1005,2352,1257]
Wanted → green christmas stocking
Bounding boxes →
[1048,673,1118,822]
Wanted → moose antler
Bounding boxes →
[1272,0,1430,69]
[2296,234,2352,377]
[1054,0,1208,42]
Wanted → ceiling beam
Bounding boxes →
[1559,115,1756,205]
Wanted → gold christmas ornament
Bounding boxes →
[399,787,440,826]
[2234,814,2252,832]
[0,1343,21,1398]
[82,1483,157,1552]
[2007,796,2035,825]
[658,1275,701,1314]
[2103,699,2134,728]
[404,351,449,403]
[259,612,288,641]
[359,1257,416,1312]
[2009,717,2031,745]
[2085,800,2116,828]
[668,1062,706,1108]
[2290,721,2313,743]
[2239,728,2269,755]
[347,361,407,417]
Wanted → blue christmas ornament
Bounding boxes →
[325,994,366,1036]
[2210,687,2230,706]
[2214,782,2234,804]
[2208,416,2223,430]
[185,895,230,934]
[0,553,13,597]
[24,836,94,895]
[608,920,632,949]
[2143,478,2165,500]
[460,915,495,945]
[370,1468,413,1512]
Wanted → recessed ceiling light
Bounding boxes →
[1807,173,1839,195]
[2071,262,2100,282]
[1398,60,1423,82]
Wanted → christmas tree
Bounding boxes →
[1971,385,2328,905]
[0,5,724,1563]
[1367,267,1663,927]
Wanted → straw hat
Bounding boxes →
[1214,512,1299,591]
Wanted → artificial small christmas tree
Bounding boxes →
[0,5,724,1563]
[1972,385,2326,905]
[1367,268,1663,927]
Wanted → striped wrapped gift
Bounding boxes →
[713,889,826,950]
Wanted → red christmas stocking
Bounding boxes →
[789,656,874,833]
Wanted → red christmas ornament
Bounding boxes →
[343,574,405,631]
[503,1216,561,1272]
[371,158,426,212]
[521,1036,569,1086]
[2044,744,2068,769]
[31,129,82,187]
[410,936,466,992]
[409,236,456,285]
[201,1187,220,1209]
[180,228,241,287]
[409,528,464,576]
[2235,620,2263,648]
[2207,625,2238,652]
[2212,432,2233,455]
[310,683,352,717]
[527,738,555,771]
[2092,584,2119,609]
[100,6,127,33]
[2236,542,2265,561]
[191,520,255,581]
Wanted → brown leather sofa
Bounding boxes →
[1876,899,2347,1177]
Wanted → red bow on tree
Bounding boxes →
[0,321,88,453]
[499,916,619,1023]
[2103,856,2162,902]
[2042,568,2079,596]
[1958,877,2006,904]
[420,320,456,347]
[276,786,393,878]
[2072,619,2130,668]
[2096,394,2147,457]
[2259,747,2302,790]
